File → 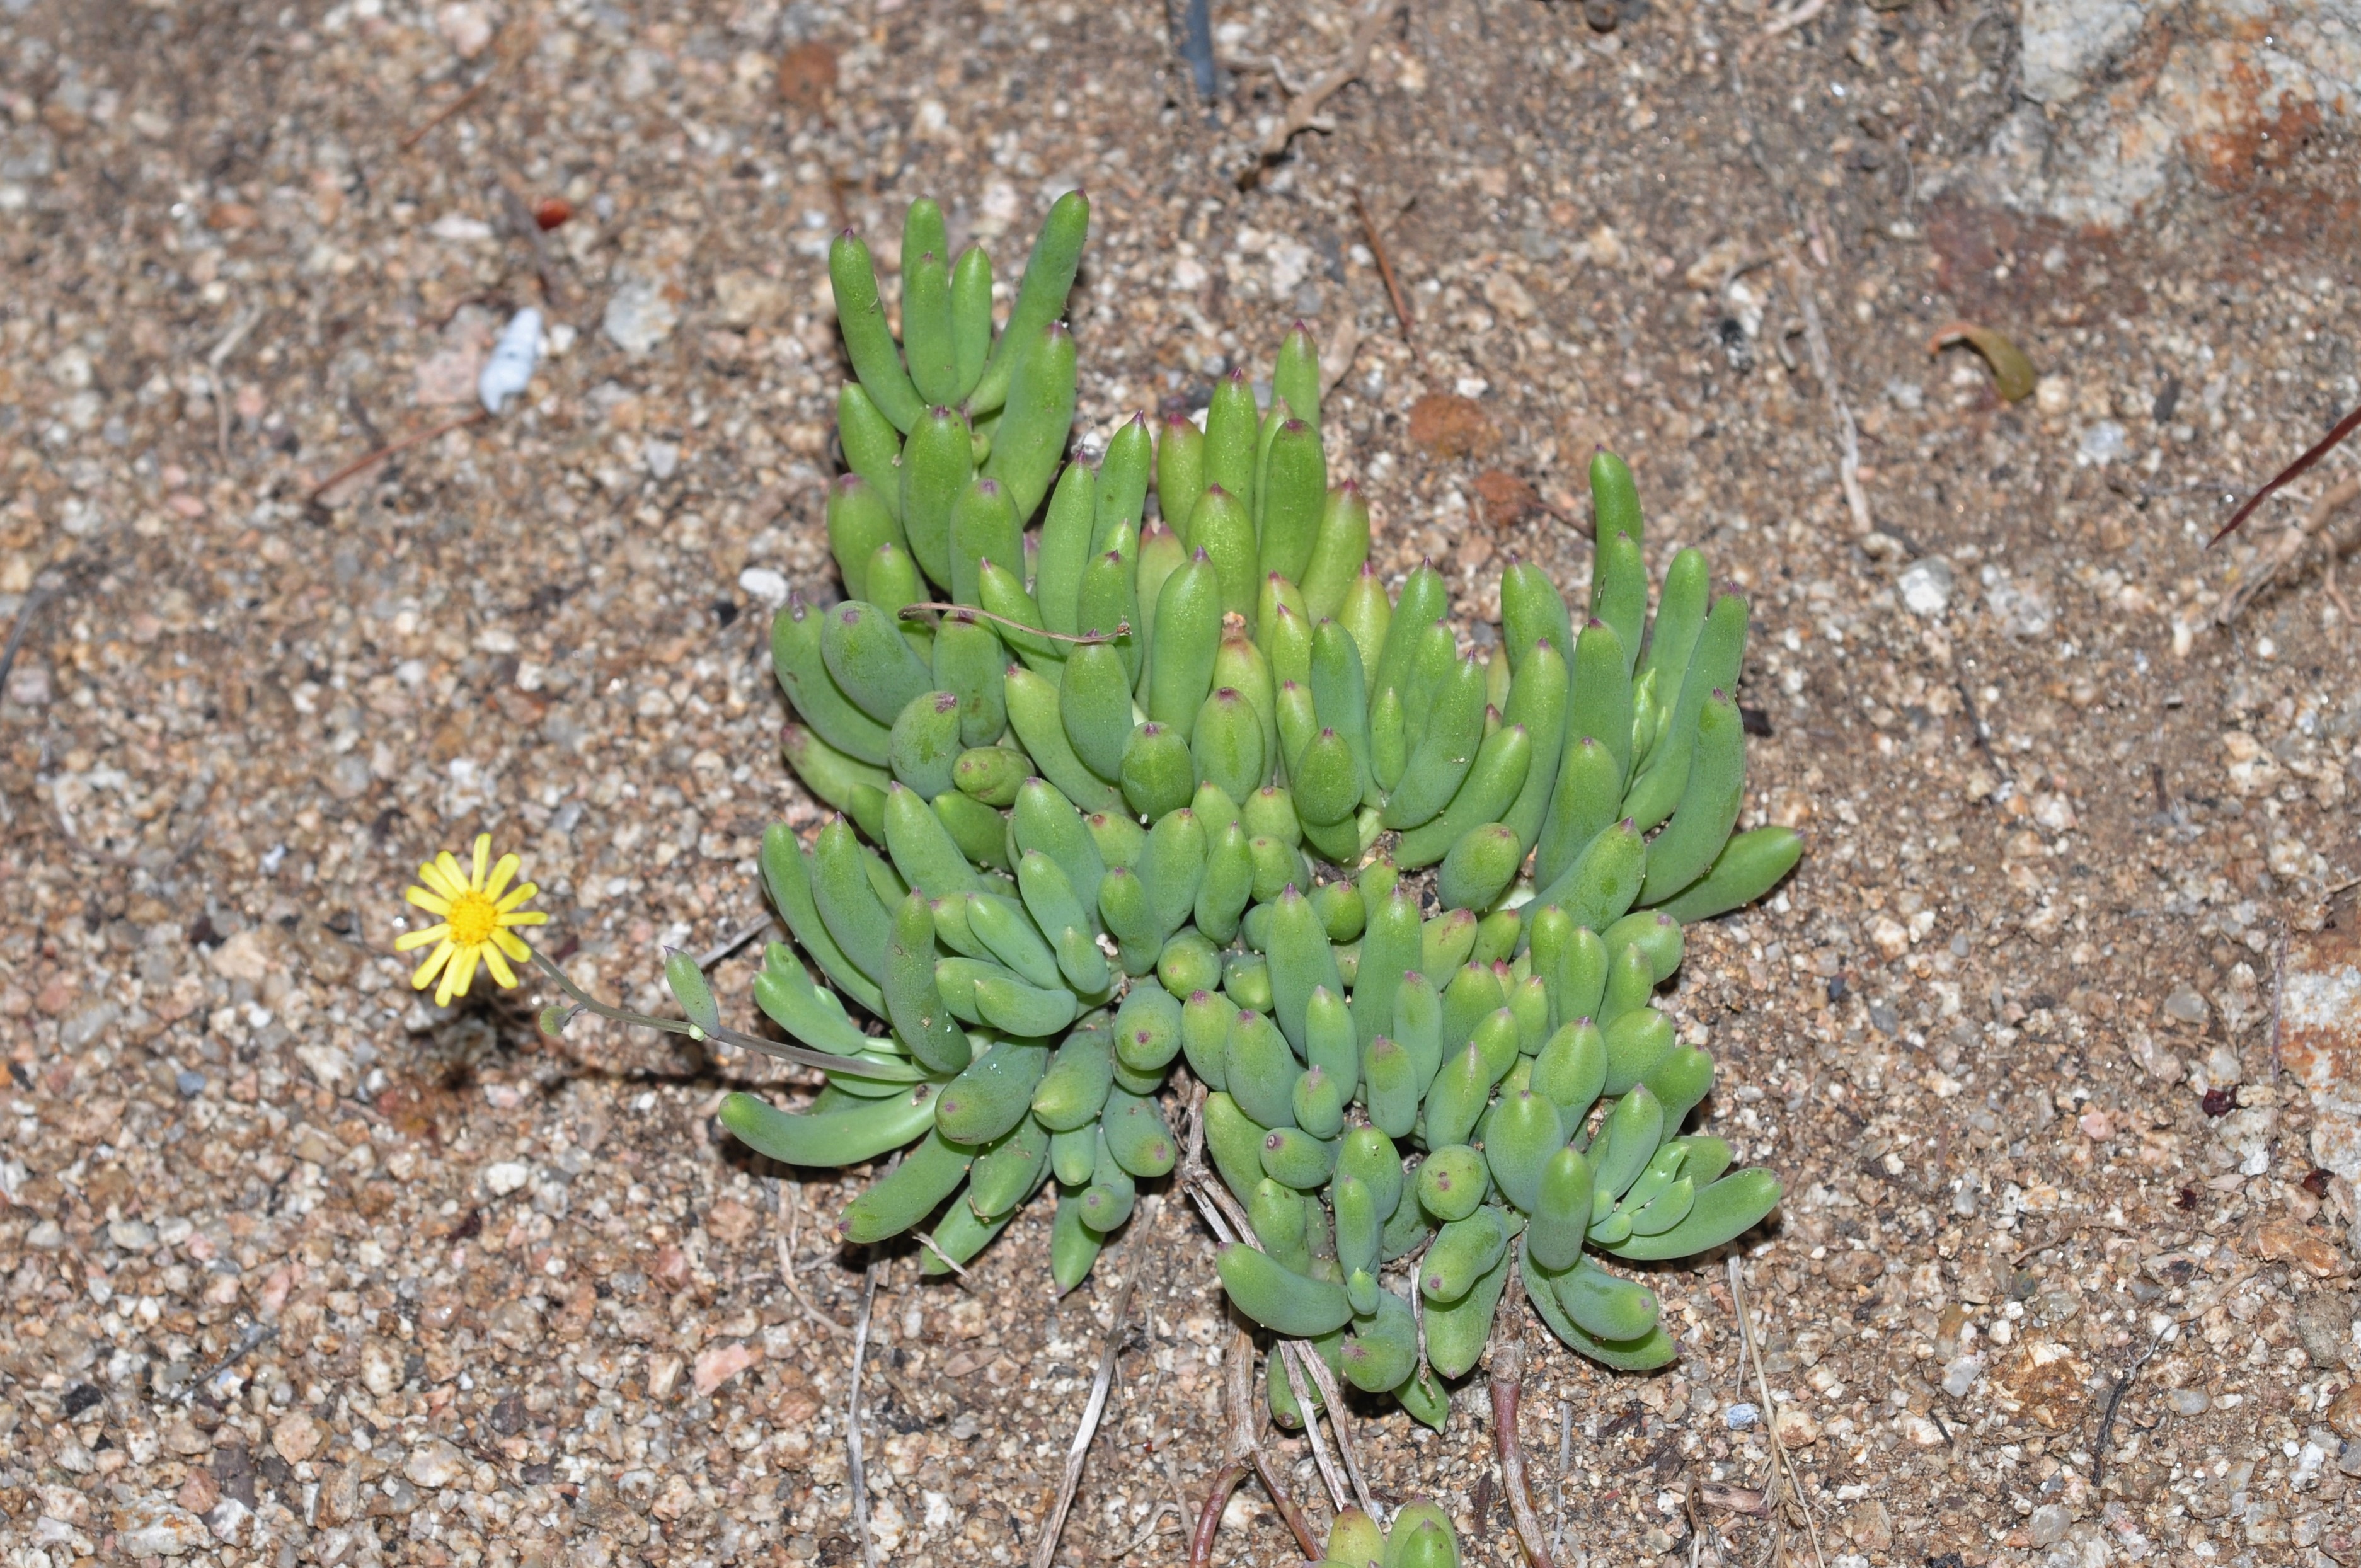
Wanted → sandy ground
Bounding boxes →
[3,0,2360,1564]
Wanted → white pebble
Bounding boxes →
[478,307,543,415]
[738,567,790,607]
[1898,557,1953,617]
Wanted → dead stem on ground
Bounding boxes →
[1274,1342,1348,1513]
[2217,473,2361,625]
[1285,1336,1379,1521]
[1488,1273,1559,1568]
[2209,401,2361,544]
[1353,191,1417,342]
[846,1254,884,1568]
[399,13,541,151]
[1031,1204,1153,1568]
[1235,0,1411,190]
[1727,1256,1829,1568]
[307,409,488,501]
[1552,1399,1575,1564]
[774,1192,847,1338]
[1779,252,1874,540]
[1175,1083,1324,1564]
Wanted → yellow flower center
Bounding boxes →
[446,888,501,947]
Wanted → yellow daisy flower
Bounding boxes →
[394,833,549,1006]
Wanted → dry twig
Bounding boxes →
[774,1196,849,1337]
[1176,1105,1322,1565]
[1251,1450,1324,1560]
[401,16,541,151]
[2217,474,2361,625]
[1726,1257,1828,1568]
[1188,1462,1251,1568]
[1236,0,1410,188]
[1780,253,1873,539]
[2210,401,2361,544]
[908,1228,974,1281]
[695,913,776,971]
[1031,1205,1153,1568]
[208,304,263,461]
[1275,1343,1348,1512]
[309,409,488,501]
[847,1254,884,1568]
[1353,192,1416,342]
[1553,1400,1575,1564]
[2091,1326,2168,1488]
[1286,1337,1378,1522]
[897,602,1125,644]
[1488,1273,1559,1568]
[1112,1500,1183,1557]
[169,1322,278,1404]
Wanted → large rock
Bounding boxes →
[1965,0,2359,226]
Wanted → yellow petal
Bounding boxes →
[496,880,540,913]
[405,886,454,917]
[483,945,518,988]
[485,853,522,901]
[435,851,469,896]
[394,924,451,952]
[500,909,550,928]
[438,945,480,1006]
[416,859,463,899]
[471,833,493,890]
[491,928,534,963]
[411,939,456,990]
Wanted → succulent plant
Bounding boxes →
[621,195,1798,1411]
[1319,1500,1462,1568]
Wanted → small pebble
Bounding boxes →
[738,566,790,606]
[2169,1388,2210,1416]
[483,1160,532,1197]
[605,278,681,355]
[175,1070,207,1098]
[1724,1402,1759,1429]
[1898,557,1953,617]
[2077,420,2128,465]
[478,307,543,415]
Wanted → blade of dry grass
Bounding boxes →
[1031,1201,1155,1568]
[1726,1256,1827,1568]
[847,1254,884,1568]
